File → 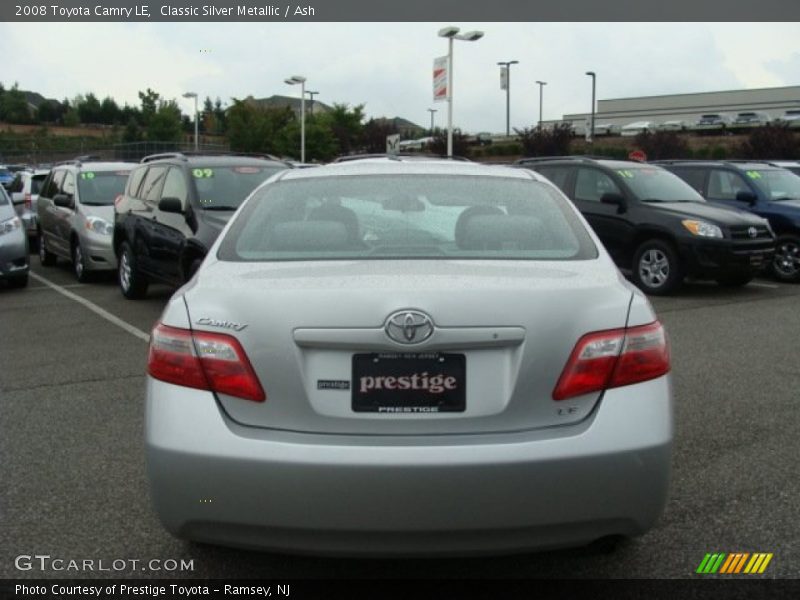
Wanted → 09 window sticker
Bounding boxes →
[192,168,215,178]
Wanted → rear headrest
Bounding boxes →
[267,221,351,251]
[307,202,360,241]
[458,214,548,251]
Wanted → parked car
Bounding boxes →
[656,160,800,282]
[621,121,657,137]
[145,157,672,555]
[777,109,800,128]
[763,160,800,176]
[593,123,621,136]
[731,111,771,129]
[657,120,687,132]
[0,185,29,288]
[113,153,290,298]
[8,168,49,245]
[37,160,133,282]
[693,113,733,131]
[515,157,775,294]
[0,166,14,189]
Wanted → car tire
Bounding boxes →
[118,241,149,299]
[8,274,29,289]
[38,232,57,266]
[632,239,683,295]
[770,235,800,283]
[72,241,91,283]
[715,272,754,287]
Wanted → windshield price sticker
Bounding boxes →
[233,167,263,174]
[192,168,214,178]
[746,171,763,179]
[80,172,96,180]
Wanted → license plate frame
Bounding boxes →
[351,352,466,413]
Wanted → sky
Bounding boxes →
[1,22,800,134]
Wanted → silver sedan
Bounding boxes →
[145,159,673,555]
[0,185,29,288]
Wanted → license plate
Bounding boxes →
[750,255,764,266]
[352,353,466,413]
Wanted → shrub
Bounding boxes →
[738,123,800,159]
[633,130,690,160]
[516,123,573,157]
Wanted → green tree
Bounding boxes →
[99,96,121,125]
[0,84,33,124]
[77,92,102,124]
[516,123,574,157]
[226,99,294,155]
[138,88,160,126]
[738,123,800,159]
[35,99,65,123]
[147,100,183,142]
[633,130,690,160]
[122,116,142,142]
[317,103,365,155]
[283,115,339,162]
[428,127,470,157]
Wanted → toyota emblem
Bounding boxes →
[747,227,758,239]
[385,310,435,344]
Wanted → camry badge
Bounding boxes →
[196,317,248,332]
[385,310,435,344]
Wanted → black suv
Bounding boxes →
[515,157,775,295]
[656,160,800,283]
[113,153,290,299]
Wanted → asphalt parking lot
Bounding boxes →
[1,260,799,580]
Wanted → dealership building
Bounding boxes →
[556,85,800,132]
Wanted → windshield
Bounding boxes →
[745,169,800,201]
[191,165,285,210]
[77,171,131,205]
[617,167,706,202]
[218,175,597,262]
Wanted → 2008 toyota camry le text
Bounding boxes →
[144,157,673,556]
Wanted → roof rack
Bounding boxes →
[140,151,289,165]
[332,153,471,163]
[514,155,622,165]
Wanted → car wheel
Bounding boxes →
[632,239,683,295]
[771,235,800,282]
[8,274,29,289]
[715,273,754,287]
[38,232,57,266]
[72,241,90,283]
[118,241,149,299]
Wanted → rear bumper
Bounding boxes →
[678,238,774,278]
[146,375,673,556]
[0,233,29,279]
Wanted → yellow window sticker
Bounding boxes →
[192,168,214,178]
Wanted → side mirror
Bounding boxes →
[600,192,627,211]
[736,190,758,205]
[11,193,25,205]
[158,196,184,214]
[53,193,73,208]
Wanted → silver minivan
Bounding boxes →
[37,160,132,282]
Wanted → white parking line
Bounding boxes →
[749,282,780,289]
[30,272,151,343]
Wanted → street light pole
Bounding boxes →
[305,90,319,115]
[284,75,307,162]
[535,81,547,130]
[182,92,198,151]
[427,108,437,135]
[438,26,484,157]
[498,60,519,136]
[586,71,596,144]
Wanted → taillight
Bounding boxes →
[148,323,265,402]
[24,193,31,209]
[553,321,669,401]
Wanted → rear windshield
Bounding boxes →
[31,174,47,195]
[618,167,706,203]
[77,171,131,205]
[191,165,285,210]
[218,175,597,261]
[745,169,800,201]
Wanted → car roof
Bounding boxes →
[275,158,543,182]
[140,152,289,167]
[654,160,786,170]
[516,156,650,170]
[54,161,135,171]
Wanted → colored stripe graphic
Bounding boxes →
[698,552,773,574]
